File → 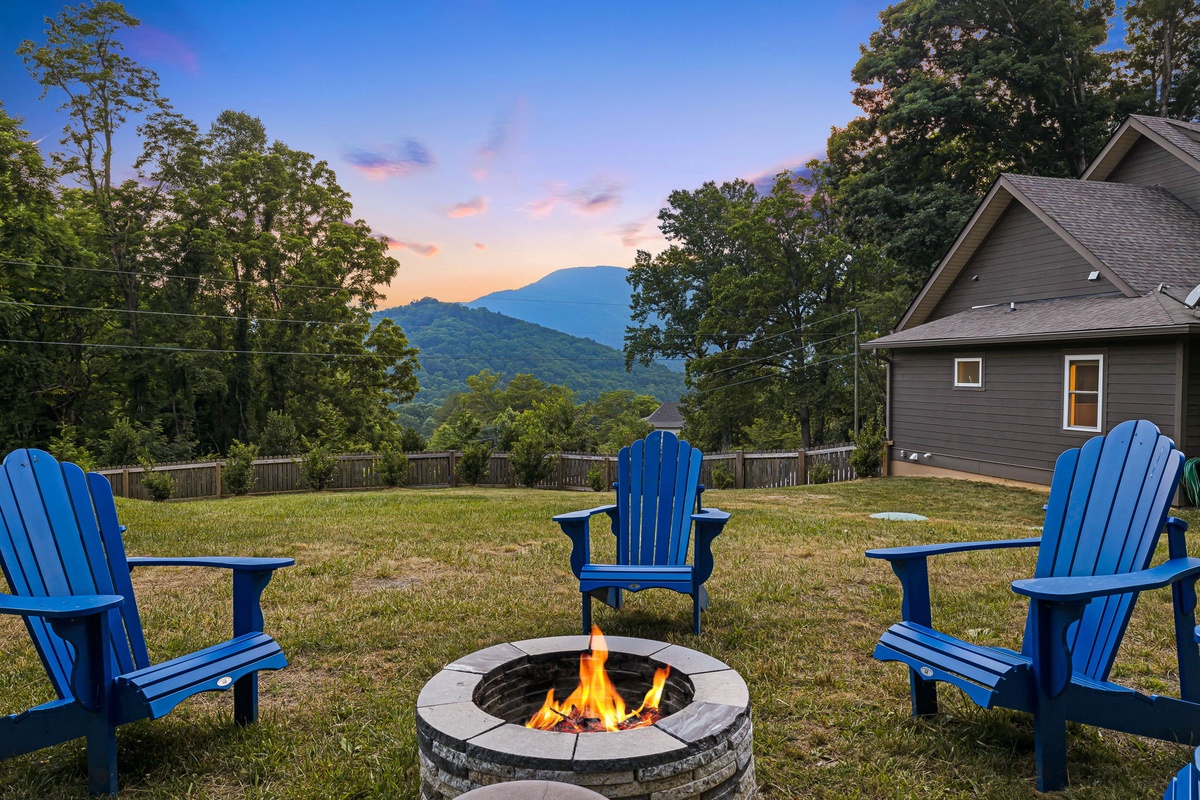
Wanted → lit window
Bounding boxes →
[1063,355,1103,431]
[954,357,982,388]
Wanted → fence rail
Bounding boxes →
[95,444,858,502]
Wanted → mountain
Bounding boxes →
[465,265,681,370]
[373,299,684,413]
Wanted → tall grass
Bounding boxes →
[0,478,1195,798]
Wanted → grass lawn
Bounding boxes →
[0,477,1197,798]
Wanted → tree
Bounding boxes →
[1118,0,1200,119]
[826,0,1120,286]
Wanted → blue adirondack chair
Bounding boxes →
[867,419,1200,791]
[0,449,293,795]
[554,431,730,635]
[1166,747,1200,799]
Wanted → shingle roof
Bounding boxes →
[1135,115,1200,167]
[869,291,1198,349]
[645,401,684,426]
[1003,174,1200,294]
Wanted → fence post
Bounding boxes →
[881,440,892,477]
[215,461,223,499]
[798,449,807,486]
[556,452,566,489]
[448,451,458,487]
[735,450,745,489]
[121,468,130,498]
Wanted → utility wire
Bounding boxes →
[701,332,855,377]
[0,300,363,328]
[1,259,362,295]
[692,352,856,395]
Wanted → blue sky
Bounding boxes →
[3,1,900,306]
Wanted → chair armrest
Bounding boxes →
[126,556,294,571]
[127,556,292,637]
[0,594,123,619]
[866,537,1041,561]
[692,508,729,586]
[1012,557,1200,602]
[554,505,619,578]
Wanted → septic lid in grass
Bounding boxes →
[870,512,928,521]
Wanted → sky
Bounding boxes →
[1,1,897,308]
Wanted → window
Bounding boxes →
[1063,355,1103,431]
[954,357,983,388]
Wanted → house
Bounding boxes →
[868,114,1200,485]
[644,401,684,435]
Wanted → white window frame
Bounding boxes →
[1063,354,1104,432]
[953,357,983,388]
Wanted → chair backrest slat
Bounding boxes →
[1024,420,1184,681]
[616,432,704,567]
[0,449,145,695]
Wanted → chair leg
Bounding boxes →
[1034,700,1070,791]
[910,671,938,717]
[234,673,260,726]
[582,592,592,635]
[86,720,118,796]
[693,594,702,635]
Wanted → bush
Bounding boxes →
[510,428,556,487]
[260,411,299,456]
[456,441,492,485]
[710,462,735,490]
[850,415,886,479]
[223,441,257,496]
[586,465,607,492]
[48,424,97,470]
[297,446,339,491]
[809,462,834,485]
[377,443,411,487]
[398,426,426,452]
[139,462,174,502]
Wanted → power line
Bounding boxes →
[1,259,362,295]
[0,300,364,328]
[691,352,856,395]
[702,332,855,377]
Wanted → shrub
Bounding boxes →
[260,411,299,456]
[809,462,834,485]
[48,424,97,470]
[456,441,492,485]
[850,415,886,479]
[586,465,607,492]
[710,462,735,490]
[139,462,174,502]
[510,428,556,487]
[223,441,257,496]
[298,446,339,491]
[377,443,411,487]
[398,426,426,452]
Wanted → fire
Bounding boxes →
[526,626,670,733]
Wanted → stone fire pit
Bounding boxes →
[417,635,755,799]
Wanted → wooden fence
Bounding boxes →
[95,444,857,502]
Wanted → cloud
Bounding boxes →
[126,25,199,75]
[387,238,439,257]
[745,157,820,195]
[472,99,526,180]
[474,243,487,251]
[448,196,488,218]
[346,139,435,180]
[615,222,646,248]
[529,179,622,218]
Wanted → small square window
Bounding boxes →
[954,357,983,388]
[1064,355,1103,432]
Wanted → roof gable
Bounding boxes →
[1083,115,1200,182]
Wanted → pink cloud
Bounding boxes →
[615,222,646,247]
[387,238,439,257]
[528,179,622,219]
[474,243,487,251]
[126,25,199,75]
[346,139,435,181]
[448,196,488,218]
[472,98,526,180]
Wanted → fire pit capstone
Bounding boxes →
[417,635,755,799]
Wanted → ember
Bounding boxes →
[526,626,670,733]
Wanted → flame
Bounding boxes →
[526,626,670,733]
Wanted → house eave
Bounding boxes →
[868,323,1195,351]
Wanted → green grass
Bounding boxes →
[1,477,1197,798]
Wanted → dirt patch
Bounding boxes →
[356,556,463,592]
[479,539,544,557]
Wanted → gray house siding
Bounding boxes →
[1108,136,1200,215]
[931,203,1114,321]
[888,339,1179,483]
[1187,338,1200,459]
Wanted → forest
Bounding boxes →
[1,1,1197,468]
